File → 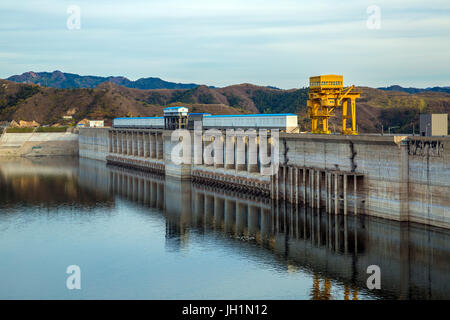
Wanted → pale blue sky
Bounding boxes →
[0,0,449,88]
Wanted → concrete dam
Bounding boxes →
[74,158,450,299]
[78,125,449,230]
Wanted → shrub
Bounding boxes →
[6,127,34,133]
[36,126,67,132]
[6,126,67,133]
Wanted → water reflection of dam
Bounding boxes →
[80,159,450,300]
[108,164,165,211]
[0,157,113,208]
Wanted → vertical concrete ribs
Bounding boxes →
[271,165,363,215]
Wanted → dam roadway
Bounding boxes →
[78,127,450,229]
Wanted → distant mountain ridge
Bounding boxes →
[6,71,449,94]
[6,71,200,90]
[378,85,450,94]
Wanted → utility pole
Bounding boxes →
[388,126,399,135]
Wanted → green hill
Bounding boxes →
[0,79,448,133]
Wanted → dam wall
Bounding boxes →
[280,134,450,228]
[407,138,449,228]
[78,128,450,229]
[78,127,109,161]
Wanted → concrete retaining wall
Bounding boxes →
[0,132,78,157]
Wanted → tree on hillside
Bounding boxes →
[251,88,308,114]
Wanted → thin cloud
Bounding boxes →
[0,0,448,88]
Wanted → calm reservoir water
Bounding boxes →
[0,157,449,299]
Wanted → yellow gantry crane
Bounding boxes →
[307,75,360,134]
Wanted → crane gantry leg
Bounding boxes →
[342,98,357,135]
